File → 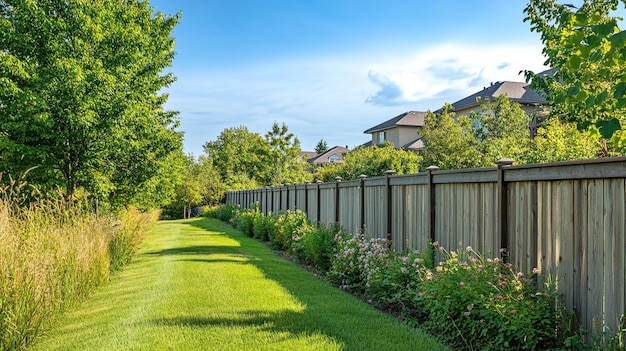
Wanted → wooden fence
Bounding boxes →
[225,157,626,335]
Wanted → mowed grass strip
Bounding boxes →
[28,218,447,351]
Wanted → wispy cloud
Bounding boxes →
[165,42,548,155]
[364,43,548,108]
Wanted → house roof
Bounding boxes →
[363,111,426,134]
[307,146,350,164]
[401,138,424,151]
[299,151,317,161]
[447,81,547,112]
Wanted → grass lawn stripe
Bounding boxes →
[28,218,447,351]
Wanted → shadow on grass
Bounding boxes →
[150,218,445,351]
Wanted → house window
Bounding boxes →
[329,154,341,163]
[378,131,386,144]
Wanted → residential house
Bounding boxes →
[363,111,426,150]
[361,70,552,148]
[301,146,350,166]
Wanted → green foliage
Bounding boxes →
[523,121,600,163]
[422,96,599,169]
[524,0,626,152]
[418,247,565,350]
[292,223,341,272]
[204,203,241,223]
[420,106,484,169]
[0,0,182,207]
[315,138,329,154]
[204,124,312,188]
[265,122,311,185]
[316,142,421,181]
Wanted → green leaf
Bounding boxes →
[575,90,588,102]
[596,118,622,139]
[597,91,608,103]
[610,30,626,47]
[614,82,626,99]
[617,97,626,109]
[589,50,602,62]
[591,23,615,36]
[568,55,582,69]
[585,95,596,108]
[567,86,580,97]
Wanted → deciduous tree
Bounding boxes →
[0,0,182,207]
[524,0,626,153]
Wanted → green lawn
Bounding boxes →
[28,218,447,351]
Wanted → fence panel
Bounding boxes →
[364,179,386,239]
[224,157,626,334]
[339,181,361,235]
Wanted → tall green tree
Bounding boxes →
[203,126,267,189]
[0,0,182,206]
[524,0,626,153]
[470,95,533,164]
[420,106,484,170]
[264,122,311,185]
[315,138,328,154]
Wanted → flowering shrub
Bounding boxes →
[270,210,311,250]
[417,246,565,350]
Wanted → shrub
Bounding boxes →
[270,210,311,250]
[204,203,241,223]
[417,246,565,350]
[288,222,341,273]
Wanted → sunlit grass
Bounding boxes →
[29,218,447,351]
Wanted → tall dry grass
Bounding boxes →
[0,182,158,350]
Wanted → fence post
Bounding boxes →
[335,176,342,224]
[316,180,322,227]
[285,184,291,211]
[426,166,439,246]
[496,158,514,260]
[278,184,283,212]
[359,174,367,233]
[304,181,310,215]
[385,170,395,242]
[270,186,275,216]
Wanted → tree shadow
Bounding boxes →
[147,218,441,350]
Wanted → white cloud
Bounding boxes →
[165,42,549,155]
[365,43,548,107]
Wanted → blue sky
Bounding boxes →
[150,0,552,156]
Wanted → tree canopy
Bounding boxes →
[0,0,182,208]
[203,123,312,188]
[524,0,626,154]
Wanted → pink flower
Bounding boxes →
[459,281,465,287]
[464,311,471,316]
[467,304,474,311]
[510,310,517,315]
[466,246,472,252]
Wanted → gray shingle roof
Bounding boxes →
[363,111,426,134]
[448,81,547,112]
